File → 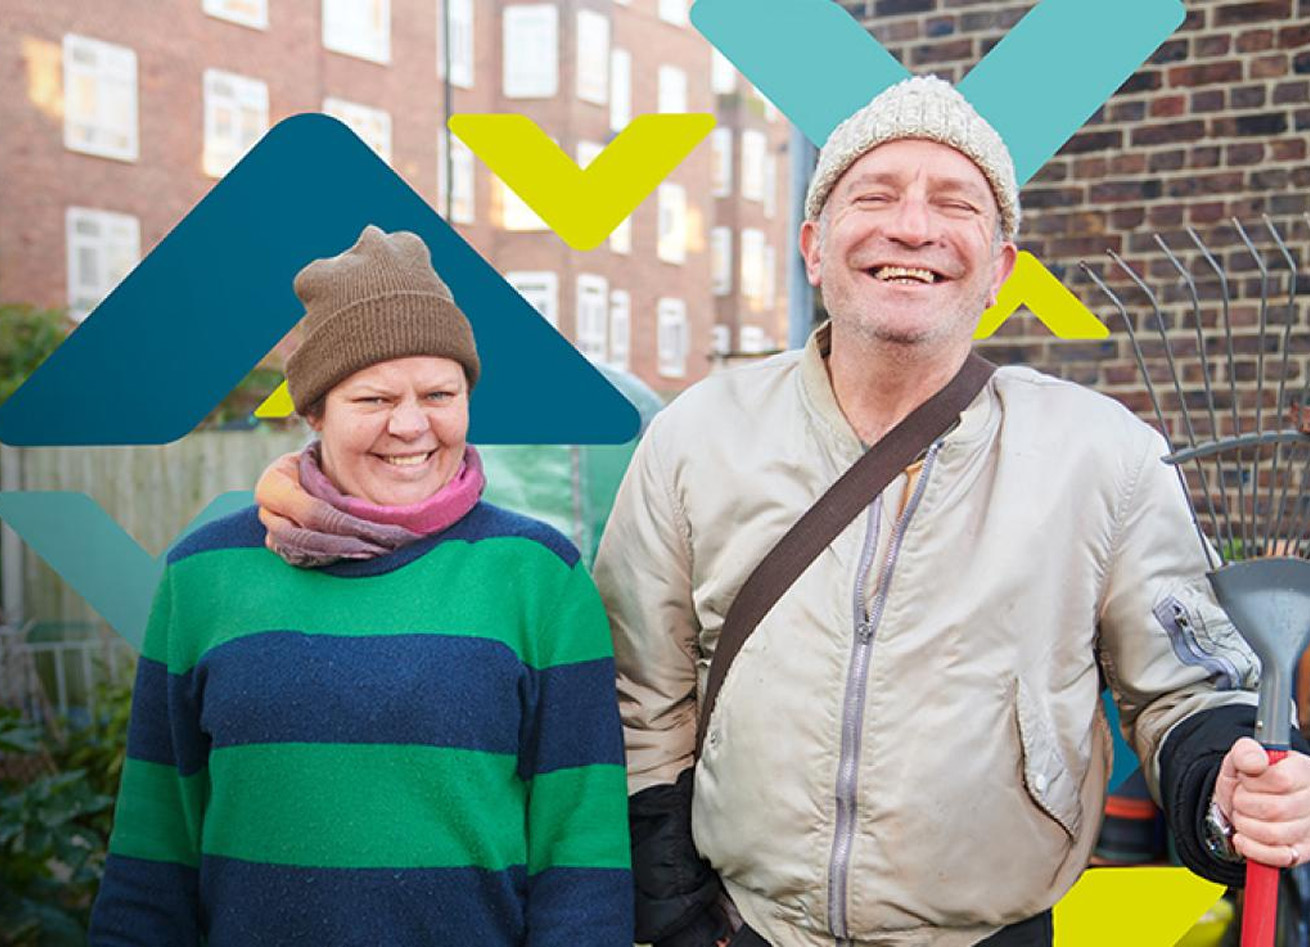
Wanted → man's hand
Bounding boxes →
[1214,737,1310,868]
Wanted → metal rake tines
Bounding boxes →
[1079,213,1310,567]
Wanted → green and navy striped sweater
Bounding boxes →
[90,502,632,946]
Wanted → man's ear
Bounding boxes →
[986,242,1019,308]
[799,218,823,288]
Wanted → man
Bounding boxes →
[594,76,1310,947]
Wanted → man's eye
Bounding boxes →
[426,391,454,401]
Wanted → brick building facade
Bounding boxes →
[835,0,1310,448]
[0,0,794,402]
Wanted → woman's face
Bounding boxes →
[308,356,470,507]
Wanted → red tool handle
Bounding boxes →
[1241,747,1288,947]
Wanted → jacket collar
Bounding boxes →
[797,321,997,461]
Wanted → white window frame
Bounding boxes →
[609,215,632,255]
[500,177,547,230]
[710,325,731,356]
[323,97,392,163]
[657,183,686,265]
[764,153,777,219]
[711,227,732,296]
[503,5,558,99]
[711,48,736,94]
[203,0,269,29]
[62,34,138,162]
[576,274,609,362]
[322,0,390,64]
[576,10,609,106]
[609,47,631,132]
[739,325,768,354]
[657,298,688,378]
[741,227,765,304]
[658,64,687,114]
[658,0,689,26]
[438,0,475,89]
[65,206,140,322]
[711,128,733,198]
[764,244,777,310]
[741,129,767,202]
[577,140,604,169]
[609,290,631,370]
[438,130,476,224]
[507,271,559,327]
[203,68,269,178]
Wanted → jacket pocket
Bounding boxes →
[1014,678,1084,840]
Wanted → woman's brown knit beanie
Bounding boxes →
[285,225,480,412]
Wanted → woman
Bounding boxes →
[90,225,632,946]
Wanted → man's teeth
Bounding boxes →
[381,453,432,466]
[873,265,936,284]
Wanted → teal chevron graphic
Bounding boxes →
[691,0,1184,184]
[0,491,252,650]
[0,114,639,448]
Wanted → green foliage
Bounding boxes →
[0,678,132,945]
[0,304,68,406]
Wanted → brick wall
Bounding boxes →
[834,0,1310,541]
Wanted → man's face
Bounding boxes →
[800,139,1017,351]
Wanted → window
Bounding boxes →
[63,34,138,162]
[438,130,475,223]
[764,153,777,219]
[657,183,686,264]
[609,290,630,370]
[576,10,609,105]
[740,130,767,202]
[763,244,777,310]
[609,215,632,254]
[740,228,765,303]
[203,69,268,178]
[739,325,769,354]
[503,5,558,98]
[711,227,732,296]
[500,178,547,230]
[203,0,268,29]
[657,298,688,378]
[322,0,390,63]
[323,97,391,163]
[609,48,631,132]
[577,140,603,169]
[576,274,609,362]
[710,325,730,356]
[711,48,736,94]
[711,128,732,197]
[65,207,140,321]
[438,0,474,89]
[658,0,689,26]
[756,84,779,122]
[507,271,558,327]
[658,65,687,114]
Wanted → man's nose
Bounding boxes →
[884,195,934,246]
[388,400,427,438]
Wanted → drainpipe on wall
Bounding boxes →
[787,124,817,350]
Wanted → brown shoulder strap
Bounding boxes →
[695,354,996,756]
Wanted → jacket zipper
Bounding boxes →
[826,444,940,943]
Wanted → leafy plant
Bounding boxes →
[0,677,132,944]
[0,304,68,407]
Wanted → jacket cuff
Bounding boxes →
[630,767,726,944]
[1159,704,1310,887]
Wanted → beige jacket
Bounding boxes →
[594,328,1259,947]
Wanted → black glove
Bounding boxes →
[630,767,730,946]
